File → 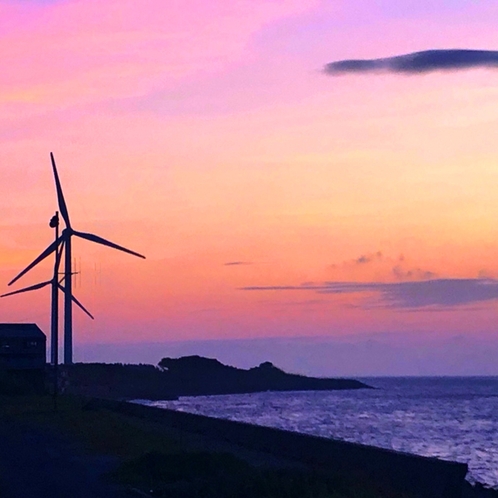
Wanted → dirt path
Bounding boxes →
[0,418,126,498]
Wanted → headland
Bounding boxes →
[65,355,371,400]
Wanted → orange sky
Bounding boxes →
[2,0,498,373]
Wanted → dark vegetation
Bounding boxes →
[66,363,175,400]
[66,355,371,400]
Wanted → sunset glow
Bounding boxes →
[2,0,498,374]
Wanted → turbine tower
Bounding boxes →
[7,153,145,364]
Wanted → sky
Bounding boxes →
[1,0,498,375]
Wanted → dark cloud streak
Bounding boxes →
[241,278,498,309]
[324,49,498,75]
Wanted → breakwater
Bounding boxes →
[87,397,468,498]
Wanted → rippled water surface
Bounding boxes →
[143,377,498,487]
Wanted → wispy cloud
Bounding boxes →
[224,261,253,266]
[391,265,437,281]
[241,278,498,309]
[355,251,382,265]
[324,49,498,75]
[330,251,436,282]
[330,250,383,269]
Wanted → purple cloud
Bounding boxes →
[324,49,498,75]
[242,278,498,309]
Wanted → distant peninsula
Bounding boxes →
[67,355,372,400]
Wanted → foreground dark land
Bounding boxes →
[66,355,371,399]
[0,394,391,498]
[1,394,496,498]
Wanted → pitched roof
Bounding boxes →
[0,323,46,339]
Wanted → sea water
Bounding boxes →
[142,377,498,487]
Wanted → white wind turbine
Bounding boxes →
[5,153,145,364]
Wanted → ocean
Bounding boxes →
[141,377,498,488]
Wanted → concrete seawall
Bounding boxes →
[87,397,468,498]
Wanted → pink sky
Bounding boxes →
[2,0,498,374]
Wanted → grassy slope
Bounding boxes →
[0,395,391,498]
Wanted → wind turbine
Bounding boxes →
[7,153,145,364]
[1,211,94,365]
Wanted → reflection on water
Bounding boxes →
[143,377,498,488]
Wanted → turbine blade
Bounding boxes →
[73,230,145,259]
[72,295,95,320]
[1,280,52,298]
[58,283,94,320]
[8,236,64,286]
[50,152,71,229]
